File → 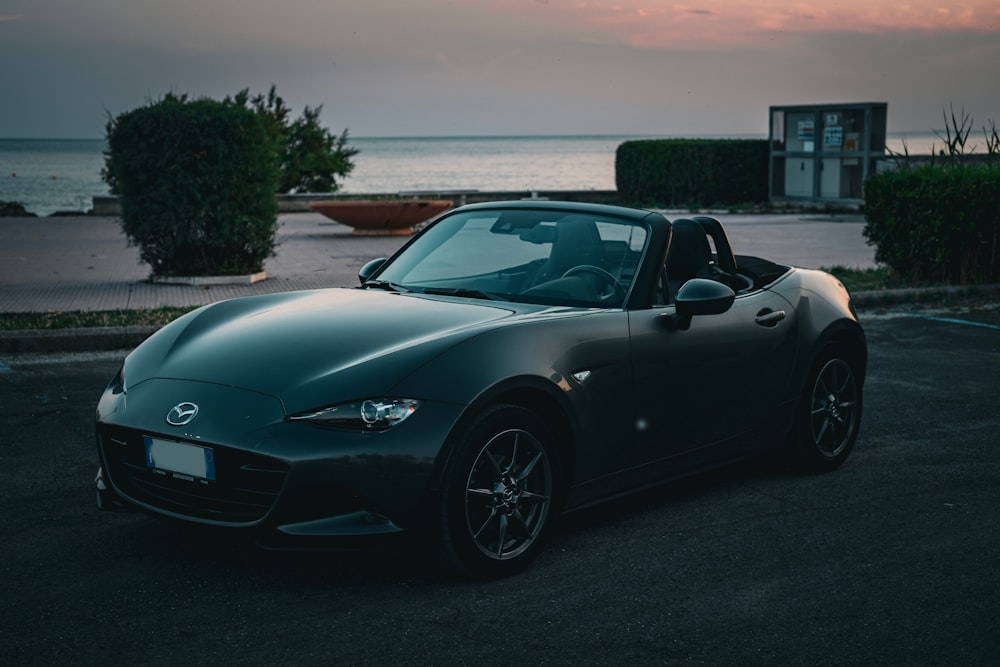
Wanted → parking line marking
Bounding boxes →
[898,313,1000,332]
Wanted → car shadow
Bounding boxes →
[118,453,792,585]
[554,453,787,538]
[123,518,447,584]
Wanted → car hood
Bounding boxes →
[124,288,516,413]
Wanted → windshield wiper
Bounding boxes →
[362,280,408,292]
[420,287,510,301]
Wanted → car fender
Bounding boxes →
[388,309,635,492]
[770,268,867,401]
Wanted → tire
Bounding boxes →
[792,345,863,472]
[439,404,560,578]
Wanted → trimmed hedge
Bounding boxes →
[104,97,280,277]
[615,139,769,207]
[863,165,1000,284]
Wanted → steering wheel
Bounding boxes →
[562,265,626,303]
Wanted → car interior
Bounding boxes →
[502,214,792,308]
[392,210,791,310]
[650,217,790,307]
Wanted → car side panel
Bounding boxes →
[628,288,800,462]
[387,310,637,489]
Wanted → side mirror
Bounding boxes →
[358,258,387,285]
[672,278,735,329]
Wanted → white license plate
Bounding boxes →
[144,436,216,481]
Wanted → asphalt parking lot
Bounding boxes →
[2,306,999,666]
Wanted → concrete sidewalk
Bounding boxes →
[0,211,877,314]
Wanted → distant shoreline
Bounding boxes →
[0,133,946,216]
[0,130,944,142]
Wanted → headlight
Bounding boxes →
[97,366,127,422]
[109,366,126,395]
[289,398,422,431]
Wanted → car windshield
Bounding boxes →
[372,208,650,308]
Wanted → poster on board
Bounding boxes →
[824,126,843,147]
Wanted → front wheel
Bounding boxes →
[792,345,863,472]
[438,405,559,578]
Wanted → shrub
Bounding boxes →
[865,105,1000,285]
[863,165,1000,284]
[229,86,358,194]
[615,139,769,207]
[104,95,280,276]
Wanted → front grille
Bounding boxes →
[98,426,288,525]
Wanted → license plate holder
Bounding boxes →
[143,436,216,482]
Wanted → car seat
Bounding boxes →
[532,219,605,285]
[666,219,714,303]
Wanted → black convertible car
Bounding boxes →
[95,201,865,577]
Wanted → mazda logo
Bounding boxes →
[166,402,199,426]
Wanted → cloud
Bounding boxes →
[0,1,998,137]
[556,0,1000,48]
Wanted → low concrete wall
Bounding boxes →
[92,190,621,216]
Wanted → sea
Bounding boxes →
[0,132,943,217]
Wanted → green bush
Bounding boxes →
[229,86,358,194]
[104,95,279,276]
[863,165,1000,284]
[615,139,769,207]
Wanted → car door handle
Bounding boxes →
[755,309,786,327]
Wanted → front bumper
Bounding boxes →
[95,377,465,542]
[95,466,134,513]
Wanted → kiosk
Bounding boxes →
[769,102,887,206]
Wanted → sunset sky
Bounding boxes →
[2,0,998,138]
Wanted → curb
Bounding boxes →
[0,325,160,354]
[151,272,267,285]
[2,285,998,355]
[850,283,1000,308]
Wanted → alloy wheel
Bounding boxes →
[464,427,552,561]
[808,358,860,458]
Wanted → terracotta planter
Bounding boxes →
[309,200,453,236]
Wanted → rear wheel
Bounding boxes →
[439,405,559,578]
[792,345,862,472]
